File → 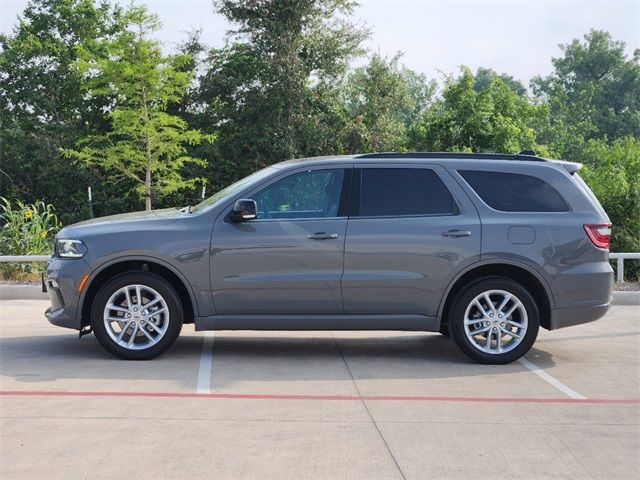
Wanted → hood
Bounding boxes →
[58,208,185,238]
[70,208,183,227]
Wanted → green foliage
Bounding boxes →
[579,137,640,278]
[59,5,212,211]
[532,30,640,158]
[0,197,60,255]
[473,67,526,96]
[342,54,435,152]
[0,0,124,222]
[408,67,547,154]
[193,0,368,183]
[0,197,61,280]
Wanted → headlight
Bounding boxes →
[56,239,87,258]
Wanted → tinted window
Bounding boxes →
[459,170,569,212]
[358,168,458,216]
[192,167,276,213]
[253,169,345,219]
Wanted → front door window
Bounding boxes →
[253,169,345,220]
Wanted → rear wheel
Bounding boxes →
[91,272,183,360]
[448,277,539,364]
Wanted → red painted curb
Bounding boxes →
[1,390,638,404]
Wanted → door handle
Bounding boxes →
[308,232,339,240]
[442,229,472,238]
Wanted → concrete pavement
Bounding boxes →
[1,300,638,479]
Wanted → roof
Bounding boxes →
[273,151,550,168]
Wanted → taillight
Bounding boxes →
[584,224,611,249]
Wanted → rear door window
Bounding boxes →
[459,170,569,212]
[356,168,458,217]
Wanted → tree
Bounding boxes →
[192,0,368,186]
[580,137,640,273]
[408,67,548,154]
[61,6,211,211]
[532,30,640,157]
[0,0,124,222]
[342,54,435,152]
[473,67,526,96]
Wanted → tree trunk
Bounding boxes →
[144,125,152,211]
[141,79,152,211]
[145,159,151,211]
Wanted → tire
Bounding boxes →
[448,276,539,364]
[91,271,183,360]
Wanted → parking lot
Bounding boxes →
[0,300,638,479]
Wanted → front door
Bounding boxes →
[210,167,350,314]
[342,164,481,317]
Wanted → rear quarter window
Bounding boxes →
[459,170,569,212]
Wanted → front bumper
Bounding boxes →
[43,257,90,330]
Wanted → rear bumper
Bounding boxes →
[548,299,611,331]
[546,260,613,330]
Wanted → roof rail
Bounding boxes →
[354,152,547,162]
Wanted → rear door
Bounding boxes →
[342,164,481,317]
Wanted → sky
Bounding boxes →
[1,0,639,86]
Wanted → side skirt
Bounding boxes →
[194,314,439,332]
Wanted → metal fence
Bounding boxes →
[0,255,50,262]
[609,253,640,283]
[2,252,639,283]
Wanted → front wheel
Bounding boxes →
[448,277,540,364]
[91,272,183,360]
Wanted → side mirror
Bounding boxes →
[230,199,257,223]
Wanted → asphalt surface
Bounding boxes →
[0,300,638,479]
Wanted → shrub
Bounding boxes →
[580,137,640,280]
[0,197,61,280]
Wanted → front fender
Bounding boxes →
[78,254,203,325]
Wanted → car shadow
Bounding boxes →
[0,330,556,391]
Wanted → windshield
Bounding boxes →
[191,166,277,213]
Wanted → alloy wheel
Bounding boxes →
[463,289,528,355]
[103,284,170,350]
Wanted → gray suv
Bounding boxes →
[44,152,613,364]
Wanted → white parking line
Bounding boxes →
[518,357,586,400]
[196,332,215,394]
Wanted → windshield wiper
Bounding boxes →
[178,205,193,214]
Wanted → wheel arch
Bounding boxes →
[438,261,554,331]
[79,256,197,328]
